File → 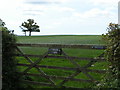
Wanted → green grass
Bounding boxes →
[16,35,108,88]
[17,35,104,44]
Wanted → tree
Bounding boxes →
[20,19,40,36]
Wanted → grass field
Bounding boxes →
[16,35,108,88]
[17,35,104,44]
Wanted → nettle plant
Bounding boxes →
[96,23,120,88]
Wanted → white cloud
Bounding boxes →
[19,4,47,16]
[73,8,110,18]
[25,0,71,4]
[20,1,75,16]
[48,0,71,3]
[56,0,71,3]
[24,11,44,16]
[0,0,23,13]
[51,7,75,12]
[42,22,61,30]
[89,0,119,6]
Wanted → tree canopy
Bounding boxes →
[20,19,40,36]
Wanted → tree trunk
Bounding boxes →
[29,31,31,36]
[25,31,26,36]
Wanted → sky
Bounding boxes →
[0,0,119,35]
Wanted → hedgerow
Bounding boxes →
[95,23,120,88]
[2,26,23,89]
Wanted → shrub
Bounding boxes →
[95,23,120,89]
[2,27,22,90]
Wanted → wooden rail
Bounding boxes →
[16,43,106,49]
[21,80,54,87]
[17,63,106,73]
[15,54,105,61]
[18,72,94,83]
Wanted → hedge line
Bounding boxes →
[2,27,22,89]
[95,23,120,89]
